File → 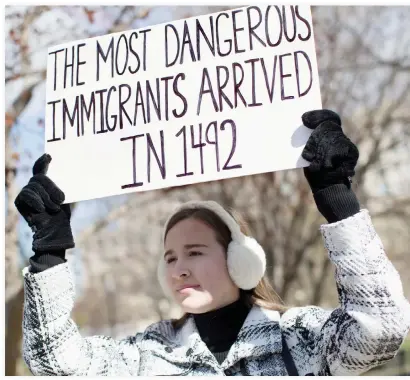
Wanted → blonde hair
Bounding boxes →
[164,205,288,329]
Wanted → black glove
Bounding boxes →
[14,154,74,254]
[302,109,359,193]
[301,109,360,222]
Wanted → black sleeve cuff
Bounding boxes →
[313,184,360,223]
[29,250,67,273]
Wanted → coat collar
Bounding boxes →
[143,305,283,371]
[177,305,283,369]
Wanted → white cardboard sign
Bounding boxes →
[45,5,322,203]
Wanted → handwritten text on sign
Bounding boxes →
[45,5,322,203]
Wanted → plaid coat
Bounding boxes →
[22,210,410,376]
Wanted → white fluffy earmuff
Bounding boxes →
[157,201,266,297]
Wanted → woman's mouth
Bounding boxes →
[177,285,200,293]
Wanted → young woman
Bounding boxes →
[16,110,410,376]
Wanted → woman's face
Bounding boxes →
[164,218,240,314]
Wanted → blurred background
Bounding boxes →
[5,5,410,376]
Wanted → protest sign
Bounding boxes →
[45,5,322,203]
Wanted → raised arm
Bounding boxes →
[280,110,410,375]
[16,154,141,376]
[281,210,410,375]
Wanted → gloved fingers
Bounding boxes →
[313,120,343,137]
[27,181,61,213]
[325,149,346,170]
[302,130,321,162]
[61,203,72,220]
[302,109,341,130]
[341,152,359,176]
[326,138,359,170]
[29,174,65,206]
[348,140,360,163]
[301,141,316,162]
[302,122,340,162]
[305,159,322,173]
[31,153,65,207]
[15,185,46,216]
[32,153,52,175]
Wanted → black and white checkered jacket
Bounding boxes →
[22,210,410,376]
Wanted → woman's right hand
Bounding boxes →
[14,153,75,253]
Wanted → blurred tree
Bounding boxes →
[5,7,49,374]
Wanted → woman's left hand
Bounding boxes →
[301,109,359,194]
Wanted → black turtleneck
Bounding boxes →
[193,296,251,357]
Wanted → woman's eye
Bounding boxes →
[166,257,176,264]
[189,251,202,257]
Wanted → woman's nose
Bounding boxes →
[172,261,190,279]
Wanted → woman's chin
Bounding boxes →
[179,296,214,314]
